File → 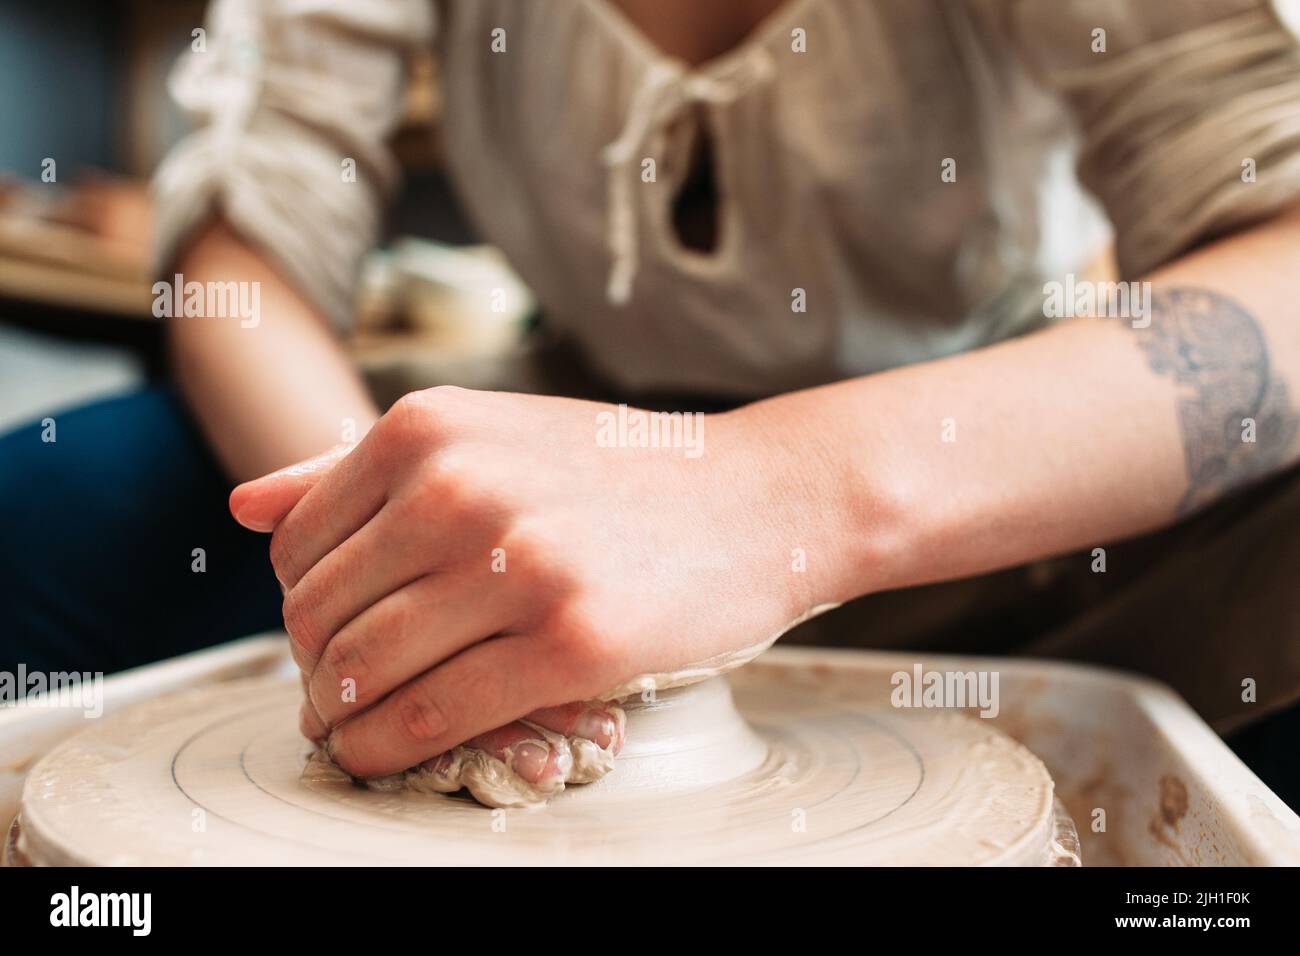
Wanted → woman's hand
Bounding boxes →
[231,386,855,780]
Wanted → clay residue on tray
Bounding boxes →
[1148,773,1192,859]
[1158,774,1189,827]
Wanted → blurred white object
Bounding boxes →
[381,239,533,357]
[0,326,143,433]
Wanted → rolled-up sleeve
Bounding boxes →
[152,0,435,329]
[997,0,1300,277]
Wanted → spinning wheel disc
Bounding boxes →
[13,652,1075,865]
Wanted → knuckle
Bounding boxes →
[501,523,543,567]
[395,683,451,746]
[416,453,499,525]
[321,632,367,688]
[418,455,469,506]
[501,521,564,578]
[419,384,467,407]
[383,387,463,446]
[299,700,326,744]
[298,709,317,742]
[547,601,622,690]
[378,394,432,447]
[378,588,418,637]
[393,388,436,418]
[281,588,322,662]
[267,526,295,584]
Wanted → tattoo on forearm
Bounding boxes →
[1133,288,1299,516]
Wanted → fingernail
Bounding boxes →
[510,742,550,783]
[247,518,276,533]
[574,712,616,748]
[233,506,275,533]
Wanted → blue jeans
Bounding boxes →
[0,386,282,674]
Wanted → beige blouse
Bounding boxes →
[154,0,1300,398]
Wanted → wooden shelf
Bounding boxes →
[0,255,153,319]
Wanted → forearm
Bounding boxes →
[167,220,380,483]
[752,206,1300,601]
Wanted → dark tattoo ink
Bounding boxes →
[1134,288,1299,516]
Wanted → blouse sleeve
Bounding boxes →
[992,0,1300,277]
[151,0,436,329]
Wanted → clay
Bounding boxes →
[358,712,625,809]
[595,601,841,700]
[351,601,843,808]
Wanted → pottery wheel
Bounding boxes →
[11,652,1078,865]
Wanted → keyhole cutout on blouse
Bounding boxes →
[670,107,722,255]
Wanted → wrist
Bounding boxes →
[720,389,910,613]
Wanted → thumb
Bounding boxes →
[229,443,353,533]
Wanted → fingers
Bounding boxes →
[461,722,568,786]
[305,573,518,727]
[282,475,509,675]
[526,700,625,752]
[299,670,328,744]
[267,445,392,591]
[317,699,626,788]
[266,389,473,590]
[443,701,627,787]
[230,443,352,533]
[326,633,562,778]
[300,699,328,744]
[268,391,471,590]
[281,500,425,670]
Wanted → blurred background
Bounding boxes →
[2,0,1296,819]
[0,0,541,433]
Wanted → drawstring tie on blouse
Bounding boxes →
[601,50,775,305]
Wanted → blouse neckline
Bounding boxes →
[577,0,823,77]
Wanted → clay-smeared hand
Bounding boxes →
[247,446,629,806]
[230,387,836,800]
[301,671,625,807]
